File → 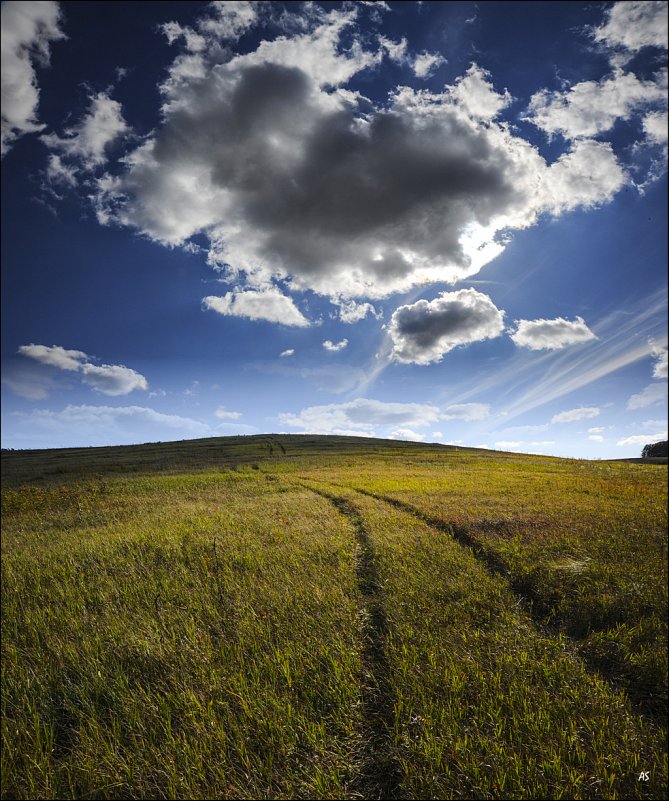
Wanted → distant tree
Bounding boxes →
[641,440,668,458]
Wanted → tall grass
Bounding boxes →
[2,472,362,799]
[2,437,667,798]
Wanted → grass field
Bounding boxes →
[1,435,667,799]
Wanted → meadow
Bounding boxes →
[1,435,667,799]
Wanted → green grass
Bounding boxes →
[1,435,667,798]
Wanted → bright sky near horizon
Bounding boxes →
[1,0,667,457]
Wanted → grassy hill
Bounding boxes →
[2,435,667,799]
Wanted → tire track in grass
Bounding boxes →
[299,481,404,800]
[343,484,666,724]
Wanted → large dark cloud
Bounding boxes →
[92,5,628,304]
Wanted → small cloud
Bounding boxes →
[650,342,668,379]
[412,51,446,79]
[333,298,381,324]
[41,91,129,173]
[388,428,425,441]
[80,363,148,396]
[379,36,408,64]
[432,431,443,438]
[589,434,604,442]
[280,349,295,357]
[388,289,505,365]
[627,382,667,409]
[17,343,148,396]
[18,344,88,371]
[323,338,349,352]
[495,440,522,449]
[588,426,605,433]
[510,316,597,350]
[551,406,600,423]
[214,406,241,420]
[203,287,310,327]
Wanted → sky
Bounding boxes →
[1,0,667,458]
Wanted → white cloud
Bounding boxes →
[592,1,668,60]
[388,428,424,441]
[278,397,441,435]
[643,109,669,145]
[651,343,668,378]
[388,289,505,365]
[540,139,626,214]
[431,431,443,439]
[510,316,597,350]
[627,382,668,409]
[551,406,600,423]
[1,0,65,155]
[446,65,512,121]
[225,6,381,90]
[617,431,668,447]
[280,348,295,357]
[441,403,490,421]
[525,70,666,140]
[202,288,310,327]
[18,343,88,371]
[199,1,258,41]
[589,434,604,442]
[45,153,77,187]
[42,91,129,171]
[494,439,556,451]
[17,343,148,395]
[333,298,381,323]
[323,338,348,352]
[588,426,605,433]
[214,406,241,419]
[80,363,148,396]
[412,51,446,79]
[379,36,407,63]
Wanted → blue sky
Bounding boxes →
[1,0,667,457]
